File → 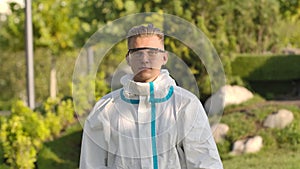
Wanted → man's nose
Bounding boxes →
[140,54,150,63]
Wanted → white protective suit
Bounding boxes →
[80,69,223,169]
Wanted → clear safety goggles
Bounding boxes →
[127,47,166,60]
[127,47,167,72]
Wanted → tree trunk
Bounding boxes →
[257,26,264,53]
[50,56,57,98]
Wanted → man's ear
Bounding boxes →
[162,52,168,65]
[126,54,131,66]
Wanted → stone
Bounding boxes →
[230,139,246,155]
[244,136,263,153]
[230,136,263,155]
[282,47,300,55]
[204,85,254,114]
[263,109,294,129]
[211,123,229,143]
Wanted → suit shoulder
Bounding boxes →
[173,86,199,101]
[87,89,121,119]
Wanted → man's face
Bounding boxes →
[127,36,168,82]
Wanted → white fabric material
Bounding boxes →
[80,69,223,169]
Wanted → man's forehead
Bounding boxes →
[130,35,163,44]
[129,36,164,49]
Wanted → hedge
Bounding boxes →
[0,98,75,169]
[231,54,300,81]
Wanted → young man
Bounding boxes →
[80,24,223,169]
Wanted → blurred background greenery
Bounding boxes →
[0,0,299,168]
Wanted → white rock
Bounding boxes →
[263,109,294,129]
[230,139,246,155]
[230,136,263,155]
[205,85,254,114]
[211,123,229,143]
[244,136,263,153]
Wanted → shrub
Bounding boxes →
[0,98,76,168]
[72,72,110,117]
[0,101,51,169]
[231,54,300,81]
[42,98,75,138]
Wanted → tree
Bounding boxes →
[277,0,300,48]
[0,2,25,50]
[32,0,80,98]
[0,1,81,100]
[278,0,300,22]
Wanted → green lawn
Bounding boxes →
[222,147,300,169]
[36,122,83,169]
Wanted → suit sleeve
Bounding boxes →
[178,99,223,169]
[79,99,112,169]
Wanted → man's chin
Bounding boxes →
[133,70,156,82]
[135,69,152,77]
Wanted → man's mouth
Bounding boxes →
[139,67,152,70]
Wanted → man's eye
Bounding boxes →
[147,51,159,56]
[133,52,144,57]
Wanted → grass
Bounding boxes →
[36,122,83,169]
[218,97,300,169]
[222,146,300,169]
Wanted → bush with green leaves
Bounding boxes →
[0,101,50,169]
[231,54,300,81]
[72,71,110,117]
[0,97,76,168]
[43,98,75,138]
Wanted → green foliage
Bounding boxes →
[0,98,76,168]
[167,0,282,54]
[0,101,50,169]
[231,54,300,81]
[1,0,300,168]
[0,3,25,50]
[95,71,111,100]
[277,20,300,48]
[31,0,80,54]
[0,49,78,107]
[278,0,300,22]
[1,0,299,105]
[0,51,26,103]
[72,71,109,117]
[42,98,75,138]
[276,0,300,48]
[274,107,300,147]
